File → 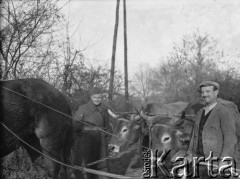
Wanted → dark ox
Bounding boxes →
[141,101,203,116]
[0,78,72,179]
[107,110,148,175]
[141,101,189,116]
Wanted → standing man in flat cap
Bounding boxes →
[185,81,239,178]
[72,87,111,179]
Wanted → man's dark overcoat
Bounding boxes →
[72,101,111,179]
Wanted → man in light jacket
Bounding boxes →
[186,81,239,178]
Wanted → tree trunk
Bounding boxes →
[109,0,120,101]
[123,0,129,111]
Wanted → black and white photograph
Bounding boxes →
[1,0,240,178]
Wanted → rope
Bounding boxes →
[86,145,137,167]
[0,86,151,151]
[2,99,239,178]
[0,85,148,178]
[1,84,196,169]
[1,122,143,179]
[86,150,123,167]
[86,115,149,167]
[6,84,237,178]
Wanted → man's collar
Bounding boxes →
[87,101,104,112]
[86,101,97,110]
[204,102,218,112]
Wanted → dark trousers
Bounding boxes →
[72,130,106,179]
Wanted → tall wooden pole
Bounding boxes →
[109,0,120,101]
[123,0,129,111]
[0,0,3,79]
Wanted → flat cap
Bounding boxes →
[198,81,220,92]
[89,87,103,95]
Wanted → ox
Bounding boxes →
[140,112,194,178]
[143,99,240,178]
[107,110,148,176]
[148,113,193,160]
[0,78,73,179]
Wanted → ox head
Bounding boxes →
[107,109,147,155]
[141,112,193,164]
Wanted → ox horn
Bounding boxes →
[133,107,140,115]
[108,109,119,119]
[140,111,152,122]
[131,107,141,121]
[130,114,141,121]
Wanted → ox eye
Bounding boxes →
[122,128,128,132]
[161,134,171,143]
[163,137,170,142]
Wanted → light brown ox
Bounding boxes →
[107,110,148,176]
[141,112,195,178]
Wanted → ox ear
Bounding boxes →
[176,130,190,145]
[108,109,119,119]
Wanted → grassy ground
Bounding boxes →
[1,147,144,179]
[1,147,50,179]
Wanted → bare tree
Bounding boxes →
[59,21,85,95]
[1,0,63,79]
[131,63,151,102]
[109,0,120,101]
[150,31,223,102]
[0,0,3,79]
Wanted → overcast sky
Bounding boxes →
[58,0,240,77]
